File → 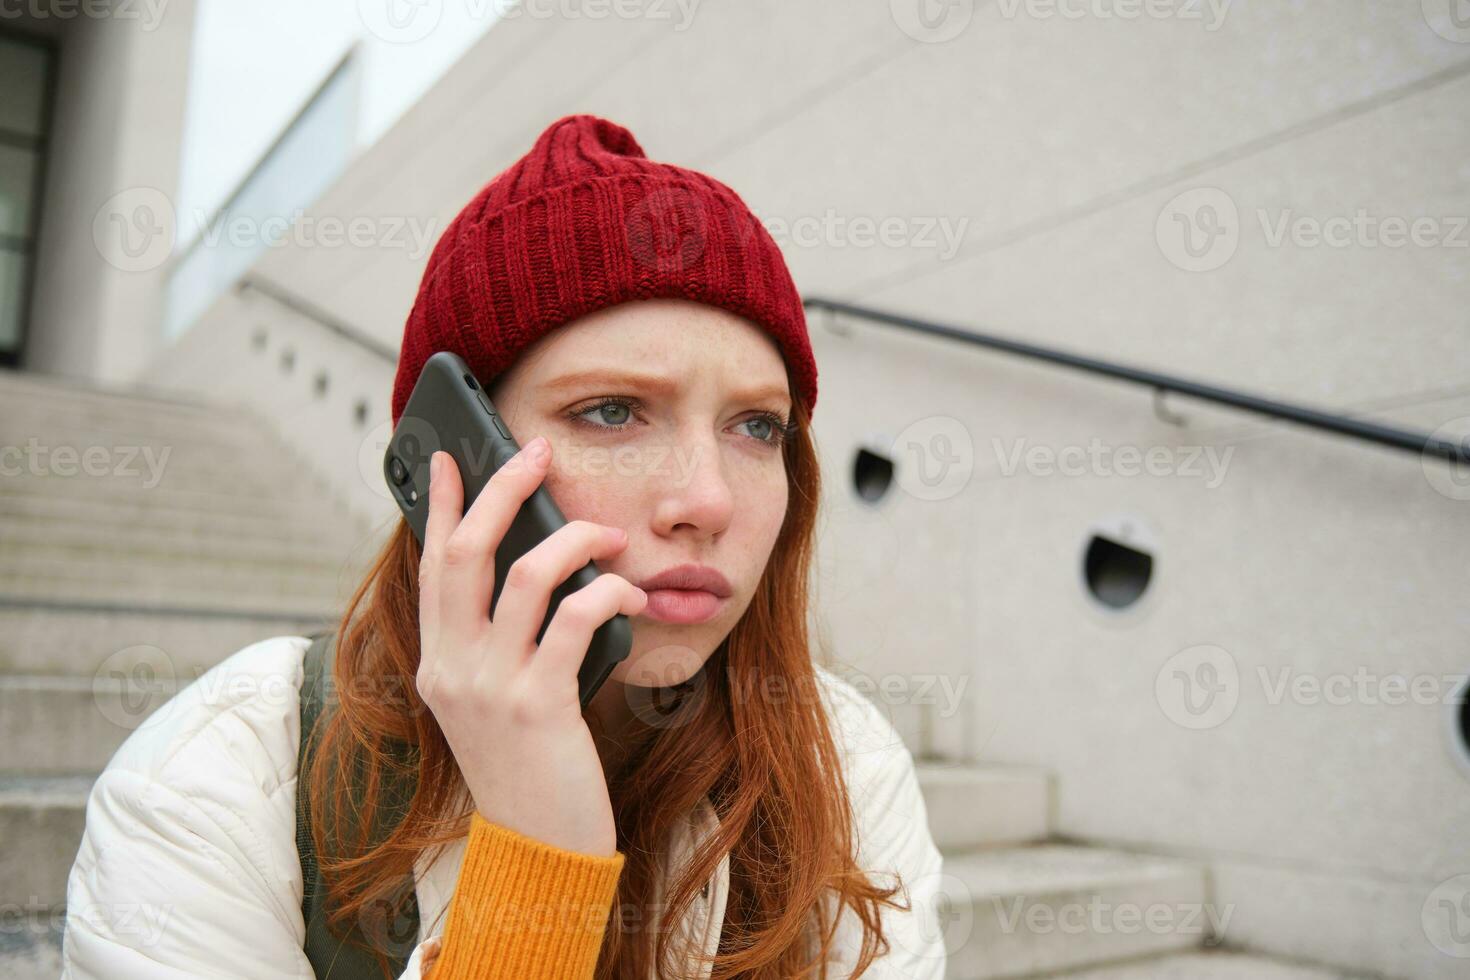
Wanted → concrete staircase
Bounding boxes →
[0,368,381,974]
[912,761,1369,979]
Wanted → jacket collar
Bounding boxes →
[413,794,730,978]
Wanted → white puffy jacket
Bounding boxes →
[60,634,946,978]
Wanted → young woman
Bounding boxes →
[62,114,945,979]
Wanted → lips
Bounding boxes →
[635,564,733,598]
[635,564,733,625]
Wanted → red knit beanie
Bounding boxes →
[390,113,817,427]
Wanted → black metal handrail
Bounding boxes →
[804,297,1470,466]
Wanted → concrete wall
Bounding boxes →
[133,2,1470,976]
[21,0,195,384]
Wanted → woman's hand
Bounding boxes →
[415,437,648,857]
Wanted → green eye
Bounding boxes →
[741,417,774,441]
[592,402,631,425]
[572,397,637,428]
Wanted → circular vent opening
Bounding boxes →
[1084,533,1153,610]
[852,447,894,504]
[1447,677,1470,780]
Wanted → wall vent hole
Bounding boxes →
[1084,534,1153,609]
[853,448,894,504]
[1451,677,1470,777]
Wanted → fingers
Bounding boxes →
[529,573,648,690]
[429,439,552,643]
[419,450,465,640]
[491,521,637,654]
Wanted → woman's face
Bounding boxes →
[487,297,793,689]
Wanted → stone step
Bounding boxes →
[939,845,1211,979]
[0,603,337,675]
[0,569,350,618]
[1050,949,1365,979]
[0,468,364,522]
[3,672,193,775]
[0,415,303,473]
[0,518,377,570]
[0,367,259,432]
[0,492,374,552]
[916,762,1051,852]
[0,774,91,910]
[0,412,303,456]
[0,478,373,538]
[2,541,361,583]
[0,451,327,499]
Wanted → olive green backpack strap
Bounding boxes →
[296,630,420,978]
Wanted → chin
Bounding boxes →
[610,637,714,689]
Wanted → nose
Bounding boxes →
[651,430,734,540]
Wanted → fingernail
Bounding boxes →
[430,452,442,483]
[529,437,550,463]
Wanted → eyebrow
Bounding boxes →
[542,369,791,407]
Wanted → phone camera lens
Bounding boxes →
[389,456,410,485]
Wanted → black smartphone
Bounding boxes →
[383,350,633,709]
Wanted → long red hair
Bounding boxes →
[306,386,907,978]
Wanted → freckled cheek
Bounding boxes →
[539,458,641,530]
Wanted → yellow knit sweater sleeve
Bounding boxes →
[425,811,625,979]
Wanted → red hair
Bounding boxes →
[307,389,907,977]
